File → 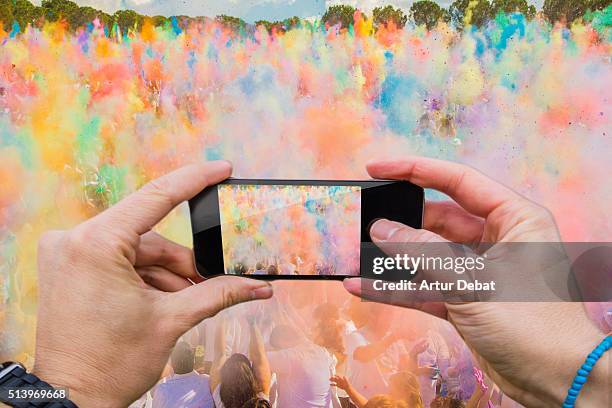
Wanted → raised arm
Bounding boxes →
[399,338,429,373]
[477,379,495,408]
[466,367,487,408]
[465,381,484,408]
[248,319,272,394]
[209,318,229,392]
[353,332,398,363]
[330,375,368,408]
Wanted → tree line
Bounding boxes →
[1,0,610,33]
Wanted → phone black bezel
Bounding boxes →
[189,178,424,280]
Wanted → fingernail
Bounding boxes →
[207,159,230,168]
[370,219,402,241]
[343,278,361,293]
[251,284,273,300]
[213,160,232,171]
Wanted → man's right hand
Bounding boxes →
[344,157,608,408]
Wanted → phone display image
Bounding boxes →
[218,184,361,276]
[190,179,423,279]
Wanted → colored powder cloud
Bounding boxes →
[0,10,611,364]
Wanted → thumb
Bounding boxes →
[370,218,446,243]
[368,219,474,287]
[355,218,476,314]
[162,276,273,334]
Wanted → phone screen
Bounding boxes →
[190,179,423,280]
[218,184,362,276]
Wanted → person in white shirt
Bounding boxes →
[342,299,407,400]
[151,341,214,408]
[267,324,342,408]
[401,320,452,406]
[279,255,297,275]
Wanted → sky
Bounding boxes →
[30,0,546,23]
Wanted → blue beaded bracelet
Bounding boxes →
[562,334,611,408]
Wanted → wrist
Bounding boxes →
[345,383,356,395]
[535,331,610,407]
[31,365,102,407]
[33,350,124,408]
[575,339,610,408]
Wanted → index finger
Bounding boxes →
[93,161,232,235]
[366,157,521,218]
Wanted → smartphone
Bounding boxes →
[189,179,423,280]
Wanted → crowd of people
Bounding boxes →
[128,283,516,408]
[219,184,362,279]
[228,256,342,276]
[26,161,612,408]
